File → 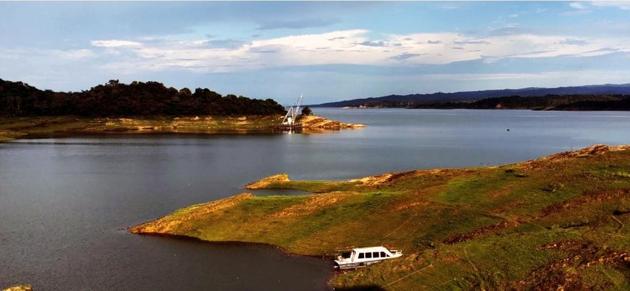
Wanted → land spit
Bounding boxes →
[131,144,630,290]
[0,115,364,142]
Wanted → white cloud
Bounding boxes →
[91,40,143,48]
[564,2,593,15]
[412,70,622,82]
[569,2,588,10]
[568,1,630,11]
[88,29,630,73]
[591,1,630,10]
[0,48,95,61]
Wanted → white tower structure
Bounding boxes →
[282,94,303,126]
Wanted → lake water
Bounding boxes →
[2,108,630,290]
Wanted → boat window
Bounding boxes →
[373,252,379,258]
[366,253,372,259]
[381,252,387,257]
[341,252,351,259]
[358,253,364,259]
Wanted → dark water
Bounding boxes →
[2,108,630,290]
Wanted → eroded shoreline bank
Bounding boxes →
[0,115,364,142]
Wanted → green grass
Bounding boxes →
[131,146,630,290]
[261,180,360,193]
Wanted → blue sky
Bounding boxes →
[2,1,630,104]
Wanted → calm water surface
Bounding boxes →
[2,109,630,290]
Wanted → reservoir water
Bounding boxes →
[2,109,630,290]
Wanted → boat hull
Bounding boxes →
[334,260,382,270]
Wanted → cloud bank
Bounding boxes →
[89,29,630,73]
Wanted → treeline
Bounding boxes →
[0,79,286,117]
[315,83,630,108]
[410,94,630,110]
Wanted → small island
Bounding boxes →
[0,79,363,142]
[131,144,630,290]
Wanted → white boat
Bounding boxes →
[334,246,402,269]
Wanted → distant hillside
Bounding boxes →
[414,94,630,111]
[0,79,286,117]
[315,84,630,110]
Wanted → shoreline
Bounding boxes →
[0,115,364,143]
[317,106,630,112]
[134,231,336,261]
[129,144,630,290]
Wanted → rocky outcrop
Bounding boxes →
[298,115,364,131]
[3,285,32,291]
[245,174,290,190]
[349,173,396,186]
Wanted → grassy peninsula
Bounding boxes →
[131,145,630,290]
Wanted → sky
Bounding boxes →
[3,1,630,104]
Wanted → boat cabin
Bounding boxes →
[334,246,402,269]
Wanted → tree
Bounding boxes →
[0,79,287,117]
[178,88,192,97]
[301,106,312,116]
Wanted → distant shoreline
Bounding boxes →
[313,94,630,111]
[314,83,630,110]
[0,115,363,143]
[314,106,630,111]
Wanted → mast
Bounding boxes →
[282,94,304,126]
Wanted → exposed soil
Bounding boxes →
[442,219,521,244]
[540,189,630,217]
[514,240,630,290]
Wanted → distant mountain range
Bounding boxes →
[314,84,630,110]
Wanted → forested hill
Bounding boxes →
[412,94,630,110]
[315,84,630,110]
[0,79,286,116]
